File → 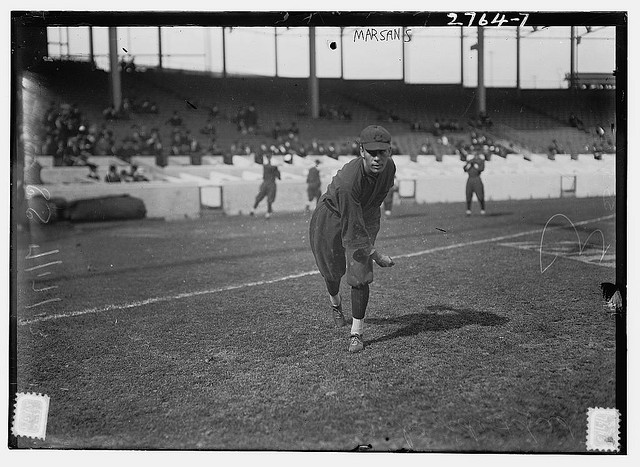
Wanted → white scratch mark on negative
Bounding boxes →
[18,214,615,326]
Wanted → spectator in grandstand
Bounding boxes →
[94,132,116,156]
[288,121,300,138]
[41,134,57,156]
[86,164,100,181]
[208,103,220,119]
[547,139,565,158]
[145,128,163,157]
[569,113,585,131]
[120,168,134,182]
[200,117,217,138]
[135,97,158,114]
[272,122,284,141]
[326,142,338,159]
[185,130,200,154]
[102,105,120,121]
[127,164,149,182]
[338,106,352,121]
[105,165,121,183]
[245,103,258,134]
[432,119,443,136]
[43,101,58,131]
[305,159,323,212]
[166,111,183,127]
[419,140,434,155]
[296,104,309,117]
[116,139,138,163]
[463,153,486,216]
[410,120,425,132]
[250,155,281,219]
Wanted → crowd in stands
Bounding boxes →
[455,132,514,161]
[411,118,463,134]
[319,104,352,121]
[38,92,613,178]
[102,164,149,183]
[467,112,494,130]
[233,103,259,135]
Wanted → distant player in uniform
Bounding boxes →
[309,125,396,353]
[463,153,486,215]
[305,159,322,212]
[250,155,281,218]
[383,175,399,217]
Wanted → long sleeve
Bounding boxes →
[339,186,374,252]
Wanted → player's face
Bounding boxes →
[361,146,391,175]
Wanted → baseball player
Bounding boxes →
[250,155,281,218]
[305,159,322,212]
[463,153,486,215]
[309,125,396,353]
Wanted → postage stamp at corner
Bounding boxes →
[586,407,620,452]
[12,392,50,440]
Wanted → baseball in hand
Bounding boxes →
[374,254,395,267]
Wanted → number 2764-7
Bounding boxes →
[447,12,529,27]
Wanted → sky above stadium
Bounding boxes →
[47,24,616,89]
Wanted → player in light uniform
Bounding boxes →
[309,125,396,353]
[250,155,281,218]
[463,153,486,215]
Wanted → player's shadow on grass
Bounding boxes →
[365,304,508,347]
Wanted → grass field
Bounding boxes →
[13,196,619,452]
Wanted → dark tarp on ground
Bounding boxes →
[66,194,147,222]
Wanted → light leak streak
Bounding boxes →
[24,261,63,272]
[539,214,611,274]
[25,249,60,260]
[25,298,62,309]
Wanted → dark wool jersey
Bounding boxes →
[307,166,321,186]
[320,157,396,252]
[262,164,281,184]
[464,157,485,178]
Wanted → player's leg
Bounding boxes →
[477,180,486,214]
[465,179,473,215]
[310,205,347,326]
[345,247,374,353]
[252,183,267,212]
[305,186,314,212]
[265,184,276,217]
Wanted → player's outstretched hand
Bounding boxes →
[372,251,395,267]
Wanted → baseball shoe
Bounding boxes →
[480,209,486,215]
[466,210,471,216]
[265,212,271,219]
[349,334,364,353]
[332,303,346,327]
[384,210,392,216]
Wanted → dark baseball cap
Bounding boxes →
[359,125,391,151]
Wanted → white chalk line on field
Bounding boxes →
[18,214,615,326]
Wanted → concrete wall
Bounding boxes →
[31,153,616,219]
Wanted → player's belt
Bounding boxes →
[323,199,341,218]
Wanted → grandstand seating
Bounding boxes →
[30,61,616,160]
